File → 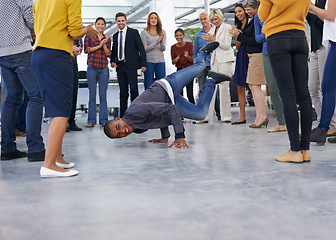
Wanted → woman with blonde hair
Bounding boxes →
[141,12,166,89]
[202,8,235,122]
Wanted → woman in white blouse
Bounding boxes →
[202,8,235,122]
[141,12,166,89]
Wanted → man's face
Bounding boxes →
[199,14,210,28]
[109,118,133,139]
[116,16,127,30]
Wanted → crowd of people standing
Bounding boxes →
[0,0,335,177]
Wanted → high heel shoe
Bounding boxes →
[249,117,269,128]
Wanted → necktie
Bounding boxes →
[119,31,123,60]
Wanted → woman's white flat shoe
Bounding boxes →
[40,167,79,178]
[55,162,75,169]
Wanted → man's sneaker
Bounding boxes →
[207,70,232,84]
[198,41,219,54]
[27,150,45,162]
[328,137,336,143]
[310,127,327,145]
[1,149,27,161]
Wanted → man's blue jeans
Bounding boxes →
[319,41,336,131]
[0,51,44,154]
[165,51,216,120]
[87,64,109,125]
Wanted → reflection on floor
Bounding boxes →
[1,105,336,240]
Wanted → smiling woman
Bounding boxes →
[84,17,111,129]
[141,12,167,89]
[171,28,194,104]
[202,8,235,123]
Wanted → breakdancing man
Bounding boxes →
[104,41,231,148]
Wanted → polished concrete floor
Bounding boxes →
[1,91,336,239]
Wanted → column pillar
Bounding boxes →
[204,0,210,13]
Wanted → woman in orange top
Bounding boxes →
[259,0,312,163]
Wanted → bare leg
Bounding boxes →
[237,86,246,121]
[42,117,69,172]
[249,84,267,125]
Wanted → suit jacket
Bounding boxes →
[209,23,235,66]
[111,27,146,70]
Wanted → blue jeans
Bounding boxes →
[267,30,312,151]
[318,41,336,131]
[144,62,166,89]
[165,51,215,120]
[0,51,44,154]
[87,64,109,125]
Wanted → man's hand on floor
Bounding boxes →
[148,138,169,143]
[169,138,190,149]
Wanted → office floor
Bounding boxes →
[1,86,336,240]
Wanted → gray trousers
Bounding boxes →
[263,54,286,125]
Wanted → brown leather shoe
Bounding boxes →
[275,150,303,163]
[301,150,311,162]
[268,125,287,133]
[327,129,336,137]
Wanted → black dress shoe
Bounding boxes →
[1,149,27,161]
[207,70,232,84]
[27,150,45,162]
[328,137,336,143]
[69,123,82,131]
[231,119,247,125]
[198,41,219,54]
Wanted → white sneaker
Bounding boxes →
[40,167,79,178]
[55,162,75,169]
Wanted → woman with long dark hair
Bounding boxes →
[230,0,268,128]
[231,4,249,125]
[141,12,166,89]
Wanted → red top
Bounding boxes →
[171,41,193,69]
[84,34,111,69]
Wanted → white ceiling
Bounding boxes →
[81,0,243,36]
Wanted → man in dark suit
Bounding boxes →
[111,12,147,117]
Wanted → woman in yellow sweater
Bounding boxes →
[259,0,313,163]
[32,0,97,177]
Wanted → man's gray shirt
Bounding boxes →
[122,82,185,139]
[0,0,34,57]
